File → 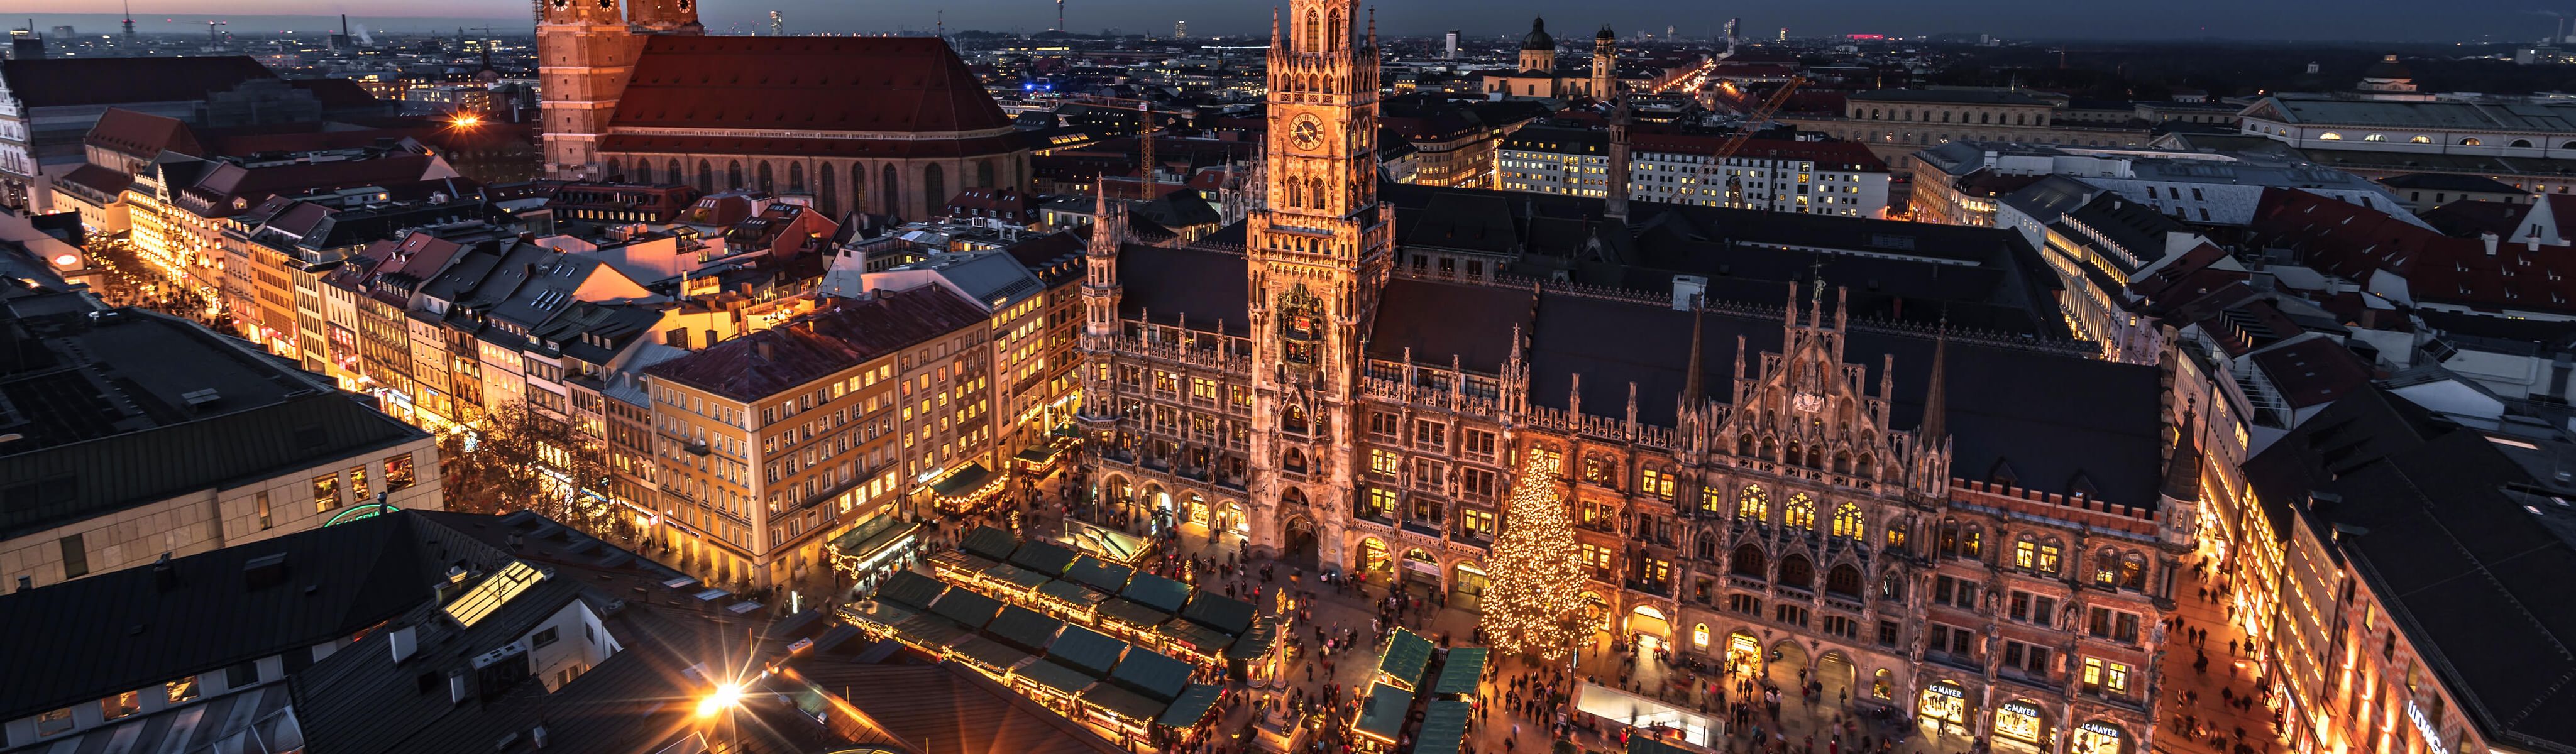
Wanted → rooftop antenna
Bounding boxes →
[1056,0,1065,32]
[937,9,944,39]
[205,19,225,48]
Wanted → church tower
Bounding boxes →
[536,0,697,180]
[1517,16,1556,74]
[1245,0,1392,566]
[1590,25,1617,101]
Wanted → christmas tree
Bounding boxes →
[1477,449,1587,661]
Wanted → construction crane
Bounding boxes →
[204,20,226,48]
[1712,75,1805,209]
[1066,94,1164,188]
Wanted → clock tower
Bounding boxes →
[1243,0,1392,567]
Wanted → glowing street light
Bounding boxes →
[449,113,483,128]
[694,682,743,718]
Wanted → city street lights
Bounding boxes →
[694,681,744,718]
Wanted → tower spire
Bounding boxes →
[1680,290,1705,408]
[1921,317,1949,447]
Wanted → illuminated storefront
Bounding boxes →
[1919,681,1968,727]
[1727,631,1762,675]
[2072,721,2126,754]
[1994,699,2049,749]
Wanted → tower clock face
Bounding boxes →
[1289,114,1325,152]
[550,0,570,8]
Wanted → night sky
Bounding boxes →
[21,0,2576,41]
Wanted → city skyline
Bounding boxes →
[14,0,2576,41]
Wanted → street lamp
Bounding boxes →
[694,681,743,718]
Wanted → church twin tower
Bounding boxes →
[535,0,701,178]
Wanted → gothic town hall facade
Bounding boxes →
[1074,3,2196,753]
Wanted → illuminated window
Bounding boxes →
[2015,539,2036,569]
[2038,544,2061,573]
[166,675,199,704]
[2409,135,2431,143]
[1462,508,1496,537]
[2363,133,2387,142]
[101,689,140,720]
[1640,469,1675,500]
[348,464,370,503]
[1700,486,1726,515]
[1739,484,1768,521]
[2460,138,2482,146]
[1831,503,1865,540]
[1785,493,1816,529]
[2318,132,2343,140]
[443,560,549,628]
[35,708,72,737]
[384,454,416,491]
[1369,449,1402,476]
[312,473,340,512]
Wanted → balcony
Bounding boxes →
[1448,529,1494,549]
[1401,520,1444,539]
[1626,579,1673,598]
[1925,651,1984,674]
[1576,518,1619,535]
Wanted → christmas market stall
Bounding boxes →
[1351,682,1416,753]
[1375,628,1434,691]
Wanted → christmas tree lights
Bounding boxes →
[1477,450,1587,662]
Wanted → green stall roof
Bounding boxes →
[981,563,1054,592]
[1377,628,1434,689]
[1016,659,1098,696]
[1628,735,1695,754]
[1177,591,1257,636]
[1431,648,1487,697]
[876,571,949,611]
[1121,572,1191,613]
[1109,647,1194,702]
[1414,700,1474,754]
[1083,684,1167,722]
[1096,598,1171,630]
[1353,683,1416,743]
[1037,579,1111,610]
[1046,624,1129,677]
[1065,555,1135,593]
[1223,616,1279,661]
[929,587,1005,629]
[1008,540,1081,576]
[950,635,1031,671]
[1157,684,1225,728]
[985,604,1065,653]
[959,524,1019,560]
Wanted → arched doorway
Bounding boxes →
[1993,699,2052,753]
[1356,537,1392,581]
[1283,516,1319,570]
[1726,630,1763,675]
[1450,562,1489,611]
[1918,680,1970,736]
[1770,639,1811,687]
[1581,593,1610,634]
[1140,483,1173,533]
[1181,492,1209,527]
[2071,721,2128,754]
[1816,651,1858,703]
[1215,499,1246,535]
[1627,605,1671,650]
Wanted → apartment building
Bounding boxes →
[1497,126,1893,217]
[641,285,994,592]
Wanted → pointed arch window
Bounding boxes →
[925,163,946,216]
[1731,544,1766,577]
[1304,10,1319,52]
[604,158,623,181]
[1328,10,1343,52]
[667,160,682,186]
[851,163,869,213]
[757,161,774,192]
[1785,493,1816,530]
[881,164,899,217]
[819,167,837,215]
[788,161,805,193]
[726,160,744,190]
[1737,484,1768,522]
[1830,502,1864,541]
[698,160,713,192]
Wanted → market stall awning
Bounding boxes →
[1415,700,1473,754]
[1377,628,1433,690]
[1353,683,1415,743]
[931,463,996,496]
[827,515,919,564]
[891,615,971,648]
[878,571,949,611]
[959,525,1020,561]
[1047,624,1130,677]
[1015,446,1062,464]
[1157,684,1224,728]
[1082,684,1166,723]
[950,635,1032,672]
[1016,659,1098,697]
[1178,591,1257,636]
[981,562,1054,593]
[1628,735,1697,754]
[1223,616,1279,662]
[930,550,1000,577]
[1121,572,1192,613]
[1576,682,1721,749]
[1431,648,1487,697]
[1037,579,1111,611]
[836,599,916,631]
[986,604,1066,653]
[1008,540,1081,576]
[1158,620,1235,658]
[1096,599,1171,630]
[1108,647,1193,702]
[1065,555,1135,593]
[929,587,1005,630]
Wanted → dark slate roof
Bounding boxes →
[1107,647,1193,702]
[1511,287,2165,504]
[1368,277,1536,373]
[1065,555,1135,593]
[0,298,427,540]
[0,56,279,108]
[1047,624,1130,677]
[0,513,445,721]
[1116,242,1248,336]
[1120,572,1192,613]
[1009,540,1081,576]
[612,36,1013,135]
[2248,387,2576,751]
[644,285,989,402]
[960,525,1019,560]
[1177,592,1257,637]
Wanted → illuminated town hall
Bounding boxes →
[1073,2,2193,753]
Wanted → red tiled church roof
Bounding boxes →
[608,36,1013,135]
[84,109,204,160]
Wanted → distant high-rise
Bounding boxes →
[1778,26,1788,41]
[9,27,41,61]
[48,25,72,41]
[1175,20,1186,39]
[1445,30,1458,59]
[768,9,783,36]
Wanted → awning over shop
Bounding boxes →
[827,515,920,567]
[1038,579,1111,611]
[891,615,971,648]
[1015,446,1062,464]
[1065,555,1136,593]
[1575,682,1721,748]
[1431,648,1487,698]
[837,599,918,630]
[931,463,996,497]
[1627,735,1696,754]
[1416,700,1474,754]
[930,550,999,577]
[1223,616,1279,662]
[959,525,1019,561]
[929,587,1005,630]
[950,635,1032,672]
[1157,684,1224,728]
[1377,628,1434,690]
[1050,425,1082,438]
[1009,540,1081,576]
[1016,659,1098,697]
[1158,621,1235,658]
[1353,683,1415,743]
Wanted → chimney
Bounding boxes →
[757,341,774,361]
[2481,231,2500,256]
[152,553,177,592]
[389,625,420,664]
[531,724,549,748]
[449,670,470,705]
[243,553,288,590]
